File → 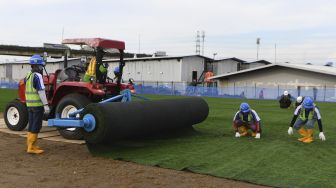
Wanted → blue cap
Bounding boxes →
[114,66,120,73]
[29,55,45,65]
[240,102,250,113]
[303,97,314,109]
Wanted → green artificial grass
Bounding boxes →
[0,89,18,112]
[89,95,336,188]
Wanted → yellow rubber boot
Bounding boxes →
[26,132,30,151]
[26,132,41,150]
[238,126,248,136]
[302,129,314,143]
[297,128,308,142]
[27,133,44,154]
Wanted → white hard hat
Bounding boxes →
[284,91,289,96]
[297,96,303,103]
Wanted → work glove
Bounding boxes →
[255,133,261,139]
[288,127,293,135]
[44,105,50,116]
[235,132,240,138]
[319,132,326,141]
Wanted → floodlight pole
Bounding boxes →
[213,53,217,60]
[256,38,260,60]
[274,43,277,64]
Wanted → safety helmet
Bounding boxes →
[29,55,45,65]
[284,90,289,96]
[240,103,250,113]
[303,97,314,109]
[114,66,120,73]
[296,96,303,103]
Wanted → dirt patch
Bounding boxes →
[0,113,3,119]
[0,132,268,188]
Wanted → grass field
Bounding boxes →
[0,89,18,112]
[90,95,336,188]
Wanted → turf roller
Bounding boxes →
[80,97,209,144]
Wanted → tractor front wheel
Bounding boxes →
[56,94,91,140]
[4,99,28,131]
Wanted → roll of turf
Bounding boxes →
[81,97,209,144]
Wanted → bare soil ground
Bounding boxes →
[0,131,269,188]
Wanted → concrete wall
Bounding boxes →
[217,66,336,88]
[181,56,205,82]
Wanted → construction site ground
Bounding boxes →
[0,117,265,188]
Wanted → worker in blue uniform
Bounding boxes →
[113,66,121,81]
[25,55,50,154]
[287,97,326,143]
[233,103,262,139]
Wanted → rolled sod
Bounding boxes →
[81,97,209,144]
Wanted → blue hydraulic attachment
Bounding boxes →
[48,90,148,132]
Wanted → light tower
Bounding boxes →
[196,31,200,55]
[256,37,260,60]
[201,31,205,56]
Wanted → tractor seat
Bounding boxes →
[57,65,85,82]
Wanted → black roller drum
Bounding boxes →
[80,97,209,144]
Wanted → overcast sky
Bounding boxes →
[1,0,336,64]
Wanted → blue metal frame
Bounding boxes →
[48,113,96,132]
[48,89,148,132]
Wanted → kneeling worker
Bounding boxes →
[279,90,292,108]
[287,97,326,143]
[25,55,50,154]
[233,103,262,139]
[295,96,304,108]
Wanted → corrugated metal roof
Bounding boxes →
[214,57,246,63]
[210,63,336,79]
[242,60,272,64]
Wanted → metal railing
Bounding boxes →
[0,81,19,89]
[134,81,336,102]
[1,81,335,102]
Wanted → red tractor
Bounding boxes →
[4,38,135,139]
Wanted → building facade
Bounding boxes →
[212,63,336,88]
[210,63,336,100]
[105,55,212,83]
[212,58,245,75]
[1,55,270,84]
[0,58,81,82]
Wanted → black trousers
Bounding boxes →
[28,106,44,133]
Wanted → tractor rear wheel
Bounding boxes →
[4,99,28,131]
[56,94,91,140]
